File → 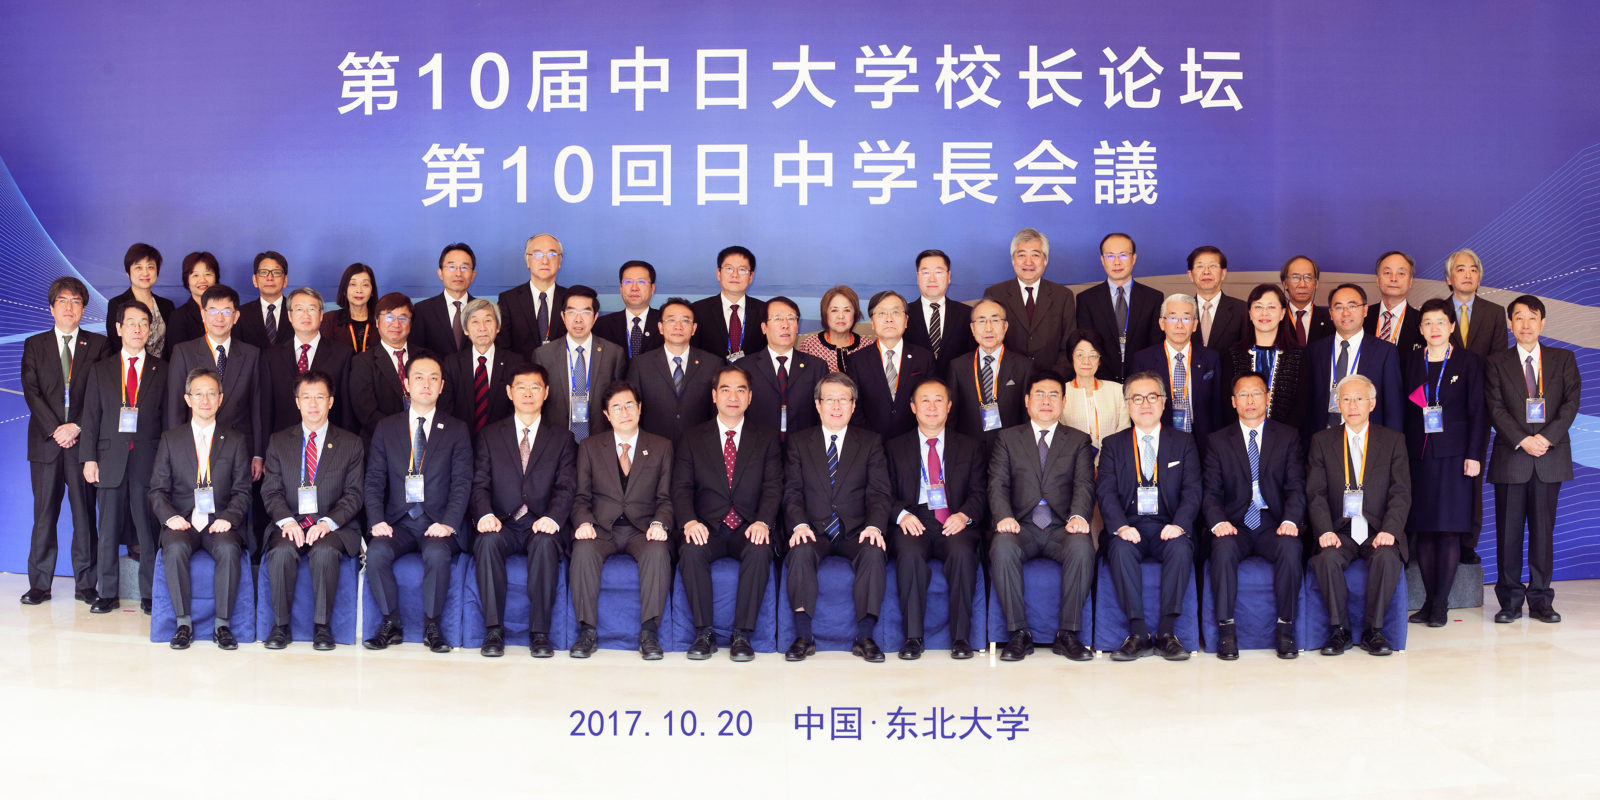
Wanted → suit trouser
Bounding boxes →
[159,527,244,620]
[679,522,773,633]
[570,522,671,627]
[95,477,156,601]
[1207,521,1301,622]
[988,522,1094,633]
[1308,533,1402,628]
[366,518,460,622]
[29,456,97,593]
[264,529,344,626]
[474,522,565,631]
[1465,420,1489,556]
[892,511,979,640]
[1104,524,1195,632]
[1494,477,1560,611]
[785,528,886,622]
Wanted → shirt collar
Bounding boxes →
[663,341,690,359]
[1016,277,1041,293]
[122,348,144,361]
[1030,419,1055,439]
[1517,342,1541,361]
[566,334,592,350]
[978,343,1004,359]
[1164,341,1190,360]
[1106,277,1132,294]
[919,428,947,450]
[718,417,745,441]
[412,407,438,431]
[54,326,80,339]
[1239,418,1266,438]
[1336,327,1365,348]
[1346,422,1369,438]
[1380,300,1408,317]
[301,421,330,443]
[208,335,232,352]
[471,343,496,363]
[295,332,321,350]
[615,430,639,453]
[191,419,217,439]
[443,289,469,304]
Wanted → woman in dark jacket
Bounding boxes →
[104,242,176,359]
[320,262,379,353]
[1224,283,1307,429]
[165,251,219,348]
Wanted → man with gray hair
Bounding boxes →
[983,228,1077,377]
[263,286,355,433]
[1128,292,1225,455]
[441,297,526,436]
[499,233,571,358]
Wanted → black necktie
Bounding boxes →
[629,316,643,358]
[264,303,278,346]
[928,301,943,362]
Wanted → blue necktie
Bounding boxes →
[215,344,227,380]
[1245,428,1264,530]
[1140,434,1156,482]
[823,434,841,539]
[571,345,588,441]
[1172,351,1189,431]
[672,356,685,397]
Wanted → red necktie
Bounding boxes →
[727,304,742,354]
[395,347,408,400]
[302,430,318,527]
[1294,310,1307,347]
[927,437,949,523]
[1024,286,1036,323]
[125,356,139,406]
[473,355,489,434]
[298,343,310,373]
[722,430,742,530]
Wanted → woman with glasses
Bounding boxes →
[105,243,175,359]
[320,263,379,353]
[1058,328,1130,465]
[165,251,218,348]
[797,285,875,373]
[1223,283,1307,428]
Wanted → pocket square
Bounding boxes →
[1167,461,1180,468]
[1005,380,1016,386]
[1202,370,1214,380]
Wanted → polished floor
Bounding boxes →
[2,572,1596,798]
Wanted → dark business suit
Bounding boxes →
[260,424,364,627]
[262,337,355,434]
[1402,347,1485,620]
[570,431,675,627]
[987,422,1096,633]
[149,424,253,620]
[906,297,975,377]
[1097,427,1202,636]
[80,352,167,601]
[496,283,568,359]
[166,336,264,459]
[105,290,175,359]
[1194,293,1248,357]
[1202,421,1306,622]
[886,429,985,641]
[470,416,578,632]
[1306,424,1410,628]
[744,348,826,438]
[1286,304,1333,348]
[1452,295,1508,558]
[235,297,291,352]
[690,295,768,360]
[1485,345,1579,613]
[1225,342,1309,430]
[22,327,106,595]
[410,293,474,358]
[166,300,206,354]
[363,410,474,621]
[627,346,721,443]
[673,420,782,634]
[983,278,1077,377]
[947,347,1033,454]
[1074,280,1163,382]
[533,336,626,441]
[782,426,893,623]
[847,342,933,442]
[595,308,664,362]
[1364,302,1425,356]
[439,346,526,436]
[348,345,410,442]
[1128,343,1225,452]
[1302,333,1404,448]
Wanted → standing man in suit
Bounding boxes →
[569,381,675,659]
[259,371,365,650]
[80,300,166,613]
[533,285,625,443]
[905,249,975,377]
[1364,251,1425,355]
[886,377,985,660]
[21,277,106,605]
[1128,293,1225,452]
[983,228,1075,377]
[594,260,663,361]
[410,243,478,358]
[691,245,768,361]
[742,296,825,439]
[439,298,525,437]
[1486,295,1580,624]
[627,296,720,443]
[782,373,893,662]
[1075,233,1163,382]
[988,370,1097,662]
[149,367,253,649]
[263,287,354,434]
[1202,372,1306,660]
[1282,255,1333,347]
[948,298,1033,453]
[498,233,570,359]
[1303,284,1403,448]
[1446,248,1508,566]
[673,364,782,662]
[847,290,932,441]
[362,351,474,653]
[1188,246,1249,356]
[234,251,291,352]
[1097,370,1203,661]
[348,293,415,442]
[1307,374,1410,655]
[470,363,577,658]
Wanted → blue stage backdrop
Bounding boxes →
[2,1,1597,582]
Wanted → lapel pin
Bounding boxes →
[436,423,444,430]
[1450,375,1459,384]
[641,450,649,457]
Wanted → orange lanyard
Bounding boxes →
[1342,427,1367,490]
[1130,428,1157,484]
[972,348,1002,402]
[120,355,139,405]
[1163,345,1189,404]
[349,320,370,352]
[1073,377,1101,442]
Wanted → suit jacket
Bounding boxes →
[1286,304,1333,348]
[438,345,526,431]
[672,419,783,532]
[573,430,674,535]
[22,328,108,463]
[1096,426,1203,537]
[886,428,986,527]
[105,289,176,360]
[166,336,265,459]
[533,337,626,437]
[363,410,475,548]
[1364,302,1426,356]
[1225,342,1309,429]
[470,415,578,528]
[987,422,1096,544]
[234,297,291,352]
[1306,424,1411,560]
[626,345,720,443]
[1074,280,1163,382]
[1452,296,1510,360]
[1202,420,1306,533]
[947,347,1033,449]
[260,424,366,556]
[690,295,768,359]
[347,345,409,441]
[166,299,206,352]
[78,352,167,487]
[1194,293,1249,357]
[1302,333,1404,446]
[1485,345,1580,484]
[983,278,1077,377]
[743,347,826,435]
[847,341,933,441]
[497,282,569,359]
[1127,343,1225,449]
[148,423,253,531]
[905,296,976,377]
[1401,347,1485,463]
[262,336,355,434]
[412,293,476,358]
[594,308,664,362]
[784,426,892,537]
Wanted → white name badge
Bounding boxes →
[298,485,319,515]
[1172,408,1189,431]
[572,394,589,423]
[1342,490,1364,519]
[1250,480,1266,509]
[194,486,216,514]
[405,474,426,503]
[1136,485,1160,515]
[118,406,139,433]
[1423,405,1444,434]
[728,350,745,362]
[980,403,1001,431]
[1526,398,1546,424]
[1328,392,1340,413]
[779,403,788,433]
[926,485,948,510]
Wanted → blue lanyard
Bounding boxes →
[918,439,944,487]
[1426,347,1451,405]
[1331,336,1362,388]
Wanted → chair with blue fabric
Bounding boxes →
[463,554,574,650]
[985,557,1091,653]
[360,553,468,647]
[1202,557,1307,657]
[569,553,674,651]
[668,560,778,654]
[256,555,360,646]
[151,549,255,646]
[1093,558,1200,654]
[880,558,988,655]
[778,556,898,652]
[1302,560,1409,652]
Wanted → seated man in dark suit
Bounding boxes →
[149,368,253,649]
[410,243,478,358]
[782,373,893,662]
[1202,372,1306,660]
[988,370,1096,662]
[673,364,781,662]
[593,260,663,362]
[948,298,1033,453]
[259,371,365,651]
[1128,292,1224,450]
[1096,370,1203,661]
[347,292,414,442]
[848,290,932,441]
[905,249,975,377]
[439,297,525,437]
[569,381,675,659]
[1306,374,1410,656]
[471,362,578,658]
[362,351,474,654]
[886,377,985,660]
[743,296,825,440]
[263,287,354,434]
[627,296,720,443]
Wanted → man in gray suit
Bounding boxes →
[534,285,625,443]
[982,227,1076,377]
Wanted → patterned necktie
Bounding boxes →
[619,442,632,477]
[408,417,426,518]
[395,347,407,405]
[1172,351,1189,431]
[1201,301,1214,345]
[302,430,318,527]
[451,300,464,349]
[473,356,489,434]
[1031,428,1052,528]
[1331,339,1350,427]
[980,354,996,404]
[928,302,943,362]
[1024,286,1036,323]
[571,345,588,440]
[1245,428,1263,530]
[1379,310,1394,342]
[265,303,278,346]
[728,303,743,354]
[823,434,841,539]
[214,343,227,380]
[672,356,685,396]
[884,348,897,393]
[536,292,550,342]
[1525,355,1537,396]
[298,343,310,374]
[513,426,532,520]
[629,316,643,359]
[191,432,211,532]
[1140,434,1156,482]
[776,355,789,396]
[926,437,948,524]
[721,430,742,529]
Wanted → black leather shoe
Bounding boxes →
[1319,625,1353,656]
[1051,630,1093,662]
[169,624,193,650]
[999,630,1034,662]
[263,624,291,650]
[1494,608,1523,624]
[74,588,99,605]
[1408,610,1429,624]
[423,622,451,653]
[480,626,505,657]
[1459,547,1481,565]
[1216,622,1239,661]
[729,633,755,662]
[1428,611,1448,628]
[1155,633,1190,661]
[141,598,153,615]
[90,597,119,614]
[312,624,335,651]
[950,639,974,660]
[1359,627,1393,656]
[213,625,238,650]
[897,637,924,660]
[784,637,815,662]
[363,619,403,650]
[687,629,717,660]
[19,589,50,605]
[529,633,554,658]
[1110,633,1154,661]
[1530,607,1562,624]
[570,628,598,658]
[852,637,886,663]
[1275,623,1298,659]
[639,629,664,660]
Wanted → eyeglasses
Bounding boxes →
[1030,391,1063,401]
[1285,274,1316,284]
[526,251,560,261]
[380,314,411,324]
[255,269,286,279]
[1233,390,1266,400]
[1073,351,1101,361]
[819,397,853,406]
[972,316,1005,326]
[620,279,652,289]
[204,309,236,319]
[719,265,753,276]
[608,401,639,413]
[564,308,596,318]
[296,394,331,403]
[1101,253,1133,263]
[441,265,474,274]
[1330,302,1366,313]
[186,391,220,400]
[53,297,85,308]
[289,305,321,315]
[871,309,906,319]
[767,315,798,325]
[120,320,150,330]
[662,315,694,325]
[1129,393,1166,406]
[1163,315,1196,325]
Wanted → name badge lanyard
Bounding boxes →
[348,320,369,352]
[919,447,946,506]
[1342,428,1366,493]
[1072,377,1102,445]
[1329,338,1364,401]
[973,349,1003,404]
[1165,346,1189,412]
[1131,430,1158,487]
[195,434,212,488]
[1421,347,1451,449]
